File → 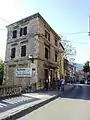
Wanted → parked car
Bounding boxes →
[87,75,90,85]
[80,80,85,84]
[87,80,90,85]
[80,78,85,84]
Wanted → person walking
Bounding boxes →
[61,76,65,91]
[45,78,49,91]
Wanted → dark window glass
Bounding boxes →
[11,48,16,58]
[20,28,23,36]
[23,27,27,35]
[55,53,57,62]
[21,45,26,57]
[45,30,50,41]
[12,30,17,38]
[45,48,48,59]
[45,30,47,39]
[48,33,50,41]
[55,40,58,46]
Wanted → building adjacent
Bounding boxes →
[3,13,63,90]
[58,43,65,79]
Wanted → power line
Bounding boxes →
[0,16,89,35]
[60,32,88,36]
[0,17,10,24]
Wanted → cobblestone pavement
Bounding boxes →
[18,85,90,120]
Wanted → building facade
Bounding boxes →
[58,43,65,79]
[3,13,62,90]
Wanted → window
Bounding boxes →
[11,48,16,58]
[12,30,17,38]
[55,53,57,62]
[20,27,27,36]
[20,28,23,36]
[21,45,26,57]
[48,33,50,41]
[23,27,27,35]
[45,30,48,39]
[55,40,58,46]
[45,30,50,41]
[45,48,48,59]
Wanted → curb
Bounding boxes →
[1,85,75,120]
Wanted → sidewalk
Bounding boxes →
[0,84,75,120]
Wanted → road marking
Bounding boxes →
[0,103,7,107]
[2,96,34,105]
[0,105,3,108]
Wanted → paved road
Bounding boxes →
[0,85,72,114]
[18,85,90,120]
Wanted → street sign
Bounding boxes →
[15,68,32,77]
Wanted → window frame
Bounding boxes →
[45,47,48,59]
[21,45,26,57]
[55,53,57,62]
[11,47,16,58]
[20,28,23,36]
[23,27,27,35]
[45,30,50,41]
[20,26,27,37]
[55,39,58,46]
[12,30,17,38]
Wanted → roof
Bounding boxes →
[6,12,60,39]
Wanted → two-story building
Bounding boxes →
[3,13,62,90]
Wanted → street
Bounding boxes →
[18,85,90,120]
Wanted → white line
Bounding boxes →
[0,103,7,107]
[0,105,3,108]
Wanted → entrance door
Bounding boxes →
[44,69,48,80]
[50,70,53,81]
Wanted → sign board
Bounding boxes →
[15,68,32,77]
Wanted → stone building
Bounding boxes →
[58,43,65,79]
[3,13,62,90]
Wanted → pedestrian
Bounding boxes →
[61,76,65,91]
[45,78,49,91]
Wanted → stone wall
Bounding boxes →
[4,17,40,88]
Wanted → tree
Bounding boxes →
[0,59,4,85]
[61,39,76,62]
[83,61,89,73]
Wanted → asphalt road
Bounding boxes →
[18,85,90,120]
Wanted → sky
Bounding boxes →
[0,0,90,64]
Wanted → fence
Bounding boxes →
[0,85,22,98]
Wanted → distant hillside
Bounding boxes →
[75,63,83,71]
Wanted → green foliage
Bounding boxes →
[83,61,90,73]
[0,59,4,85]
